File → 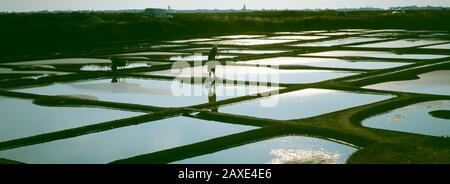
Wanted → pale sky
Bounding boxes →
[1,0,449,12]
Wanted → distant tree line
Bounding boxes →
[0,10,449,58]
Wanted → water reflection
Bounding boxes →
[197,39,298,46]
[148,65,361,84]
[14,77,279,107]
[422,43,450,49]
[291,37,382,47]
[363,100,450,137]
[0,117,257,164]
[365,70,450,96]
[350,39,447,48]
[237,57,411,70]
[173,136,357,164]
[219,89,393,120]
[0,97,143,142]
[301,50,448,60]
[270,149,340,164]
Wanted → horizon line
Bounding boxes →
[1,5,449,13]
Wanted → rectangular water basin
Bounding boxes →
[290,37,383,47]
[362,100,450,137]
[301,50,448,60]
[0,96,143,142]
[4,58,111,66]
[267,35,328,40]
[174,136,357,164]
[196,39,298,46]
[364,70,450,96]
[349,39,447,48]
[214,35,265,39]
[0,116,257,164]
[218,88,393,120]
[13,78,280,107]
[421,43,450,49]
[147,65,362,84]
[236,57,411,70]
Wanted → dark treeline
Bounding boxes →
[1,10,450,57]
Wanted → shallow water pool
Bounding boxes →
[14,78,280,107]
[236,57,411,70]
[0,97,143,142]
[362,100,450,137]
[147,65,361,84]
[0,116,257,164]
[290,37,383,47]
[219,88,393,120]
[301,50,448,60]
[174,136,357,164]
[364,70,450,96]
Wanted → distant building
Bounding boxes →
[144,8,173,18]
[336,10,348,16]
[392,9,406,14]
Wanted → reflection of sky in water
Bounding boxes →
[0,68,68,75]
[0,97,143,142]
[363,100,450,137]
[150,44,187,49]
[365,70,450,96]
[0,117,257,164]
[267,35,328,40]
[173,136,357,164]
[219,50,288,55]
[350,39,447,48]
[291,37,382,47]
[166,38,216,44]
[219,88,393,120]
[14,78,279,107]
[237,57,411,70]
[301,50,448,60]
[3,58,111,65]
[422,43,450,49]
[270,149,340,164]
[148,65,361,84]
[80,62,168,71]
[169,55,236,61]
[317,32,361,36]
[274,31,328,35]
[214,35,265,39]
[197,39,298,46]
[115,51,189,56]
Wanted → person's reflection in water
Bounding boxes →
[111,76,119,83]
[109,58,126,83]
[207,74,218,112]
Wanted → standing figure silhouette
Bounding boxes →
[207,45,218,77]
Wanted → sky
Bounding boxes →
[1,0,450,12]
